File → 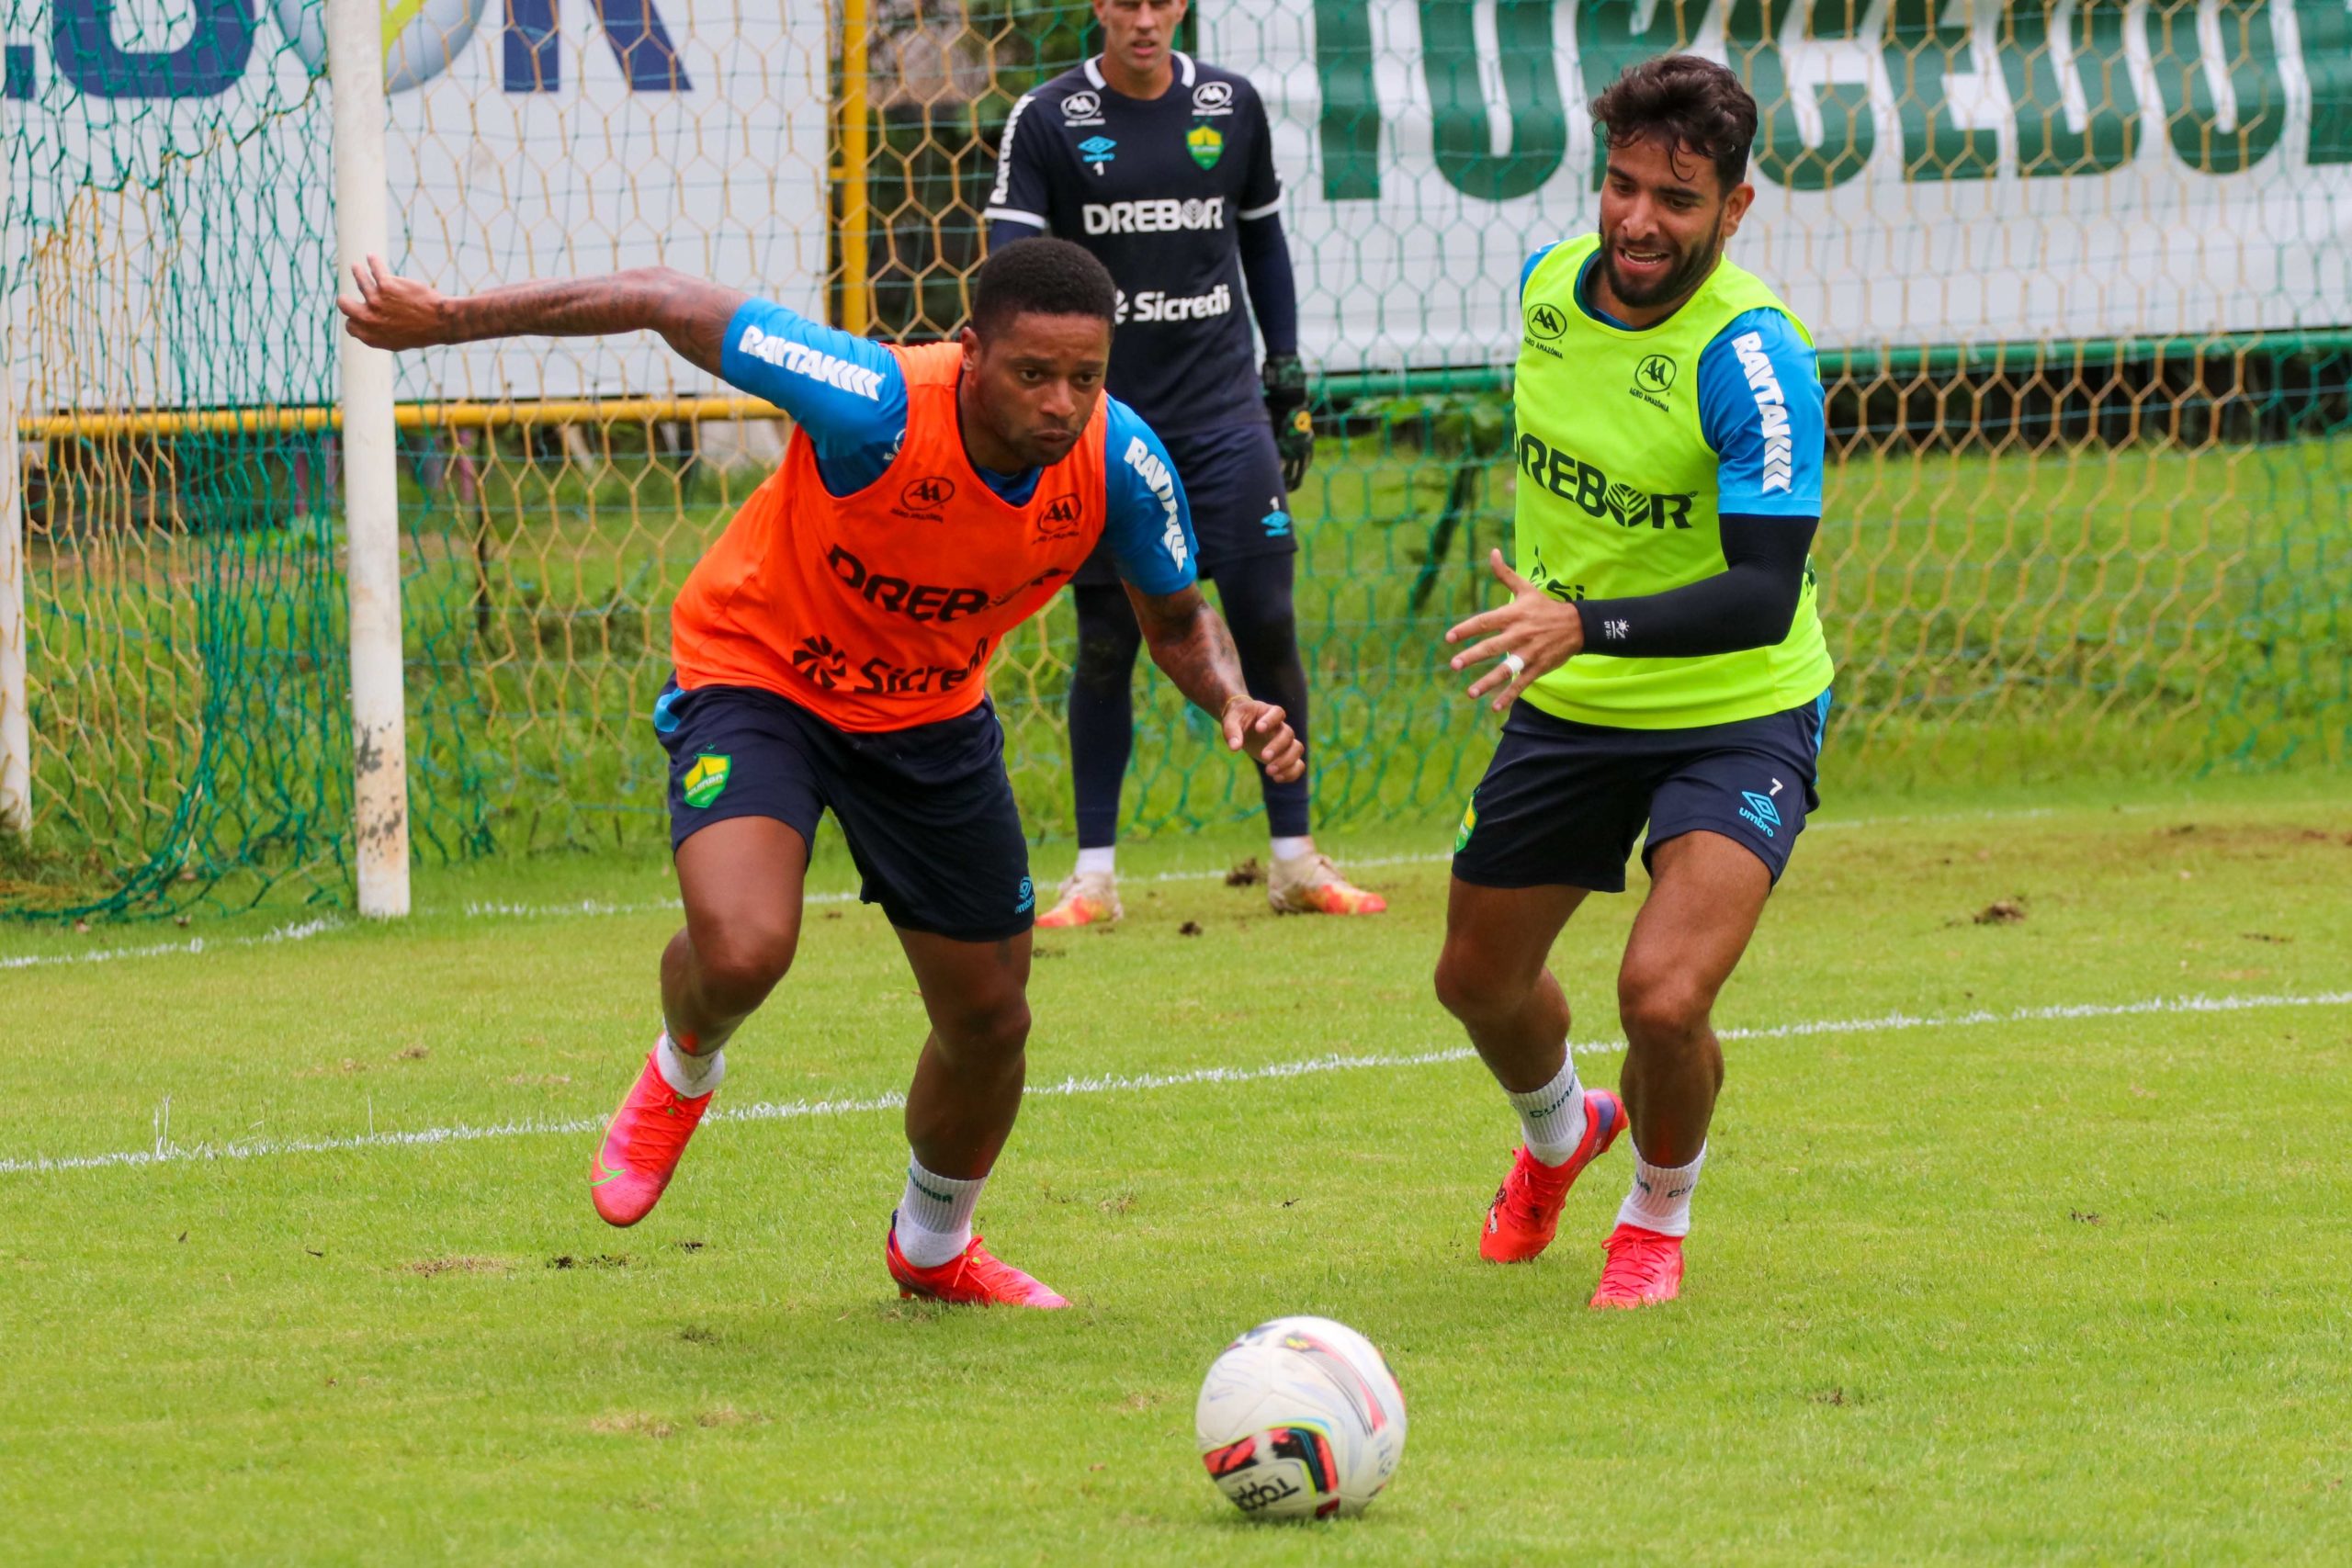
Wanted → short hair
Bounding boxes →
[1592,54,1758,193]
[969,238,1118,337]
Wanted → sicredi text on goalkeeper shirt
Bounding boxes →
[1512,235,1836,728]
[985,52,1282,436]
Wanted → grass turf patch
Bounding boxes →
[1,784,2347,1562]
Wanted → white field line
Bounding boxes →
[2,988,2345,1180]
[0,918,340,972]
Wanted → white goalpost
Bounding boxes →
[326,0,410,918]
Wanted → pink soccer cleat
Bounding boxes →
[1478,1089,1625,1263]
[590,1048,716,1227]
[886,1221,1069,1308]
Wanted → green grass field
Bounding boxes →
[5,778,2348,1562]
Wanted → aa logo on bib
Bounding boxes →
[682,753,732,808]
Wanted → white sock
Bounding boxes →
[1075,845,1115,877]
[1270,835,1314,863]
[1505,1059,1588,1166]
[1618,1143,1705,1237]
[655,1030,724,1098]
[896,1156,987,1268]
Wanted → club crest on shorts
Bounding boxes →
[682,752,732,808]
[1454,797,1478,852]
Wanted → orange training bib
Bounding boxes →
[670,342,1109,731]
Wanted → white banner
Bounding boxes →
[1206,0,2352,370]
[6,0,830,408]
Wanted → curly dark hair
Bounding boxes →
[969,237,1118,337]
[1591,54,1759,193]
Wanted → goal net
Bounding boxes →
[5,0,2346,918]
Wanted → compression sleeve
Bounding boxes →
[718,298,908,495]
[1238,85,1284,221]
[1697,308,1826,517]
[1570,513,1817,658]
[1238,216,1300,357]
[1099,398,1199,595]
[983,91,1053,232]
[989,217,1044,252]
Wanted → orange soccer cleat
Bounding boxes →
[1478,1088,1624,1263]
[886,1221,1069,1308]
[1589,1223,1686,1309]
[1035,870,1122,929]
[589,1047,717,1227]
[1266,852,1388,915]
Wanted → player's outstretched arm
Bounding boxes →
[336,255,747,378]
[1127,584,1306,783]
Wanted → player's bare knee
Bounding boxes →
[935,993,1032,1065]
[1617,968,1711,1049]
[1433,944,1515,1025]
[695,923,798,1011]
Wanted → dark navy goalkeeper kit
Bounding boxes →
[986,52,1283,439]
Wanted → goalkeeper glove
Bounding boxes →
[1262,354,1314,492]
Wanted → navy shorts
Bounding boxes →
[1452,692,1832,893]
[653,680,1035,942]
[1074,420,1292,587]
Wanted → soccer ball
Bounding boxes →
[270,0,487,94]
[1194,1315,1407,1520]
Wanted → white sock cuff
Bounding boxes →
[1504,1059,1586,1165]
[655,1031,724,1097]
[1619,1143,1706,1238]
[1075,846,1116,876]
[1270,835,1314,863]
[897,1156,989,1267]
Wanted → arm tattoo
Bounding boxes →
[436,267,749,378]
[1126,584,1248,715]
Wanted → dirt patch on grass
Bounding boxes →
[406,1257,507,1277]
[296,1059,371,1078]
[588,1406,767,1439]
